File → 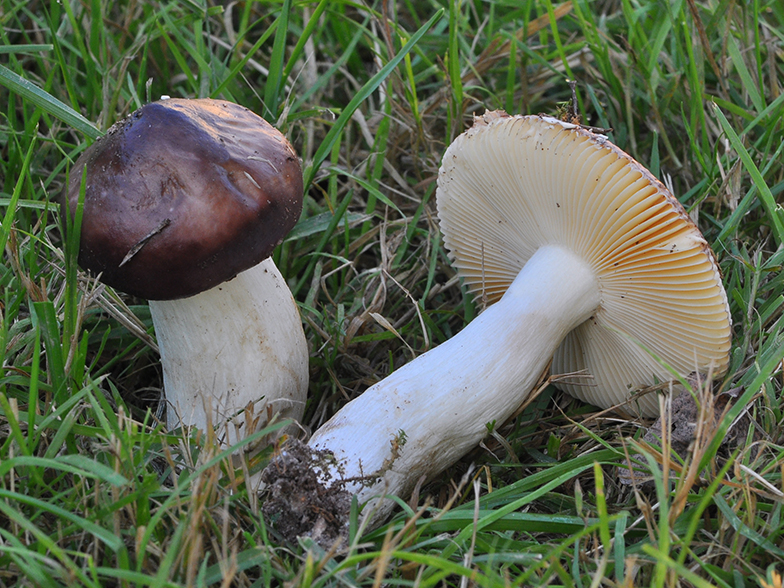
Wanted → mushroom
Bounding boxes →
[62,98,308,447]
[263,111,731,536]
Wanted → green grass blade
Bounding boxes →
[0,64,101,139]
[439,460,599,560]
[211,21,278,99]
[545,0,574,80]
[281,0,330,84]
[302,9,444,190]
[0,497,106,584]
[713,494,784,557]
[0,454,128,487]
[711,102,784,246]
[264,0,291,121]
[0,44,53,54]
[641,546,726,588]
[726,33,764,114]
[30,302,66,400]
[0,131,37,254]
[447,0,463,134]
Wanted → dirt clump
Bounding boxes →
[261,440,352,548]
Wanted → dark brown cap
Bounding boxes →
[62,98,303,300]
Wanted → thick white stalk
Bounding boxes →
[309,245,600,518]
[149,257,308,446]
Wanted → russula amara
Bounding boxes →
[62,98,308,446]
[263,111,732,538]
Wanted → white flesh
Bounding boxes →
[150,257,308,446]
[309,245,600,519]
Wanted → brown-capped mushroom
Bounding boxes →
[62,98,308,447]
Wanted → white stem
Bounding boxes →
[149,257,308,447]
[309,245,600,517]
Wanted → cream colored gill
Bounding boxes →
[437,112,732,417]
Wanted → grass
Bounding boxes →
[1,0,783,585]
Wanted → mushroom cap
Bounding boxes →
[62,98,303,300]
[436,111,732,416]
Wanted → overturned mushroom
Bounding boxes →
[264,111,731,539]
[62,98,308,446]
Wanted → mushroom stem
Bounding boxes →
[309,245,599,520]
[149,257,308,446]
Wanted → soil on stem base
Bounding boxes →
[261,441,353,546]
